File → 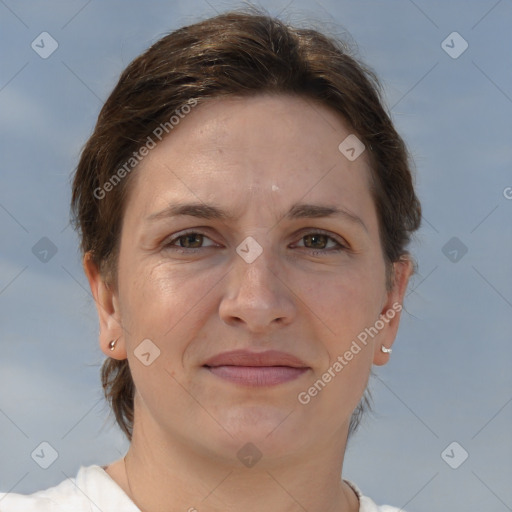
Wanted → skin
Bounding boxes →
[84,94,412,512]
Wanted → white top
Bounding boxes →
[0,465,405,511]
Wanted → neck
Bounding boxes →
[119,415,359,512]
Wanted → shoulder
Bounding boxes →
[0,468,88,512]
[345,479,407,512]
[0,465,139,512]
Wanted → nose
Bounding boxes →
[218,242,296,334]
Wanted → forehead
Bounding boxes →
[126,94,376,225]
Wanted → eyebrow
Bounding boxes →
[145,202,367,232]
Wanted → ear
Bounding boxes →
[83,252,127,360]
[373,255,413,366]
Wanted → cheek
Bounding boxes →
[117,257,222,351]
[298,269,379,416]
[297,260,385,336]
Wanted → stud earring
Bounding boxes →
[381,345,392,354]
[109,337,119,351]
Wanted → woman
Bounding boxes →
[0,9,421,512]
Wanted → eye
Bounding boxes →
[164,231,218,251]
[162,229,348,254]
[292,230,347,254]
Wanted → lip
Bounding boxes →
[203,349,310,387]
[203,349,309,368]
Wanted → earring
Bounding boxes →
[381,345,392,354]
[109,337,119,351]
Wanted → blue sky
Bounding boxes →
[0,1,511,510]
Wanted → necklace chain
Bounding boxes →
[124,454,148,512]
[123,455,358,512]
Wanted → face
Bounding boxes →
[86,94,411,463]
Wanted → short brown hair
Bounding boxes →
[71,9,421,441]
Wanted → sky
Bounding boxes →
[0,0,511,511]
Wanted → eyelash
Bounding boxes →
[163,229,348,255]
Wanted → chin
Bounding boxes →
[209,404,310,458]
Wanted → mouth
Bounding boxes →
[202,349,310,387]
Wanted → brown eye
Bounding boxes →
[177,233,204,248]
[164,231,217,250]
[303,233,330,250]
[294,231,346,254]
